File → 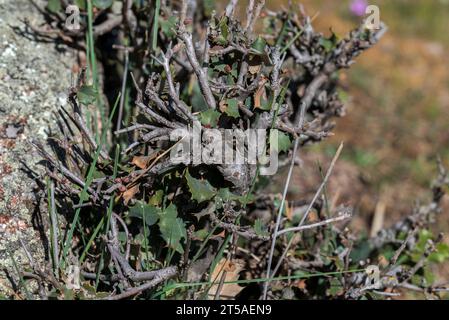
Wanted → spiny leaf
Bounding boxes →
[129,201,160,226]
[160,16,178,38]
[273,130,291,153]
[149,190,164,206]
[199,109,221,127]
[186,171,216,203]
[158,204,186,253]
[251,36,267,54]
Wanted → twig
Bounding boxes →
[389,227,418,267]
[261,70,333,299]
[263,141,344,299]
[276,212,351,236]
[50,181,60,271]
[178,30,216,109]
[151,47,195,121]
[225,0,239,17]
[102,266,177,300]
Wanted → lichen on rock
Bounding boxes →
[0,0,74,296]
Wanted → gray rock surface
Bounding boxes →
[0,0,74,296]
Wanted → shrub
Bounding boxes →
[16,0,449,300]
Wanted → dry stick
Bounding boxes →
[262,74,328,299]
[108,245,164,282]
[31,141,94,194]
[214,234,235,300]
[19,238,35,268]
[179,0,188,26]
[210,210,269,241]
[178,31,216,109]
[125,134,188,187]
[93,14,123,36]
[63,102,110,161]
[114,123,159,135]
[151,49,195,121]
[244,0,256,31]
[276,213,351,236]
[270,143,344,285]
[389,227,419,267]
[50,181,60,271]
[102,266,177,300]
[225,0,239,17]
[246,0,265,33]
[129,72,177,129]
[401,239,438,285]
[113,213,131,261]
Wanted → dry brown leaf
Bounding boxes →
[294,279,307,290]
[208,258,245,299]
[132,156,150,169]
[308,210,319,223]
[132,151,159,169]
[254,77,268,109]
[122,184,140,205]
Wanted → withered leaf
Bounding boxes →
[122,184,140,205]
[132,156,150,169]
[208,258,245,299]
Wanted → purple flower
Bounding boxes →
[350,0,368,17]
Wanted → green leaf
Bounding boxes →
[199,109,221,127]
[214,188,249,208]
[216,188,242,201]
[186,171,216,203]
[194,228,209,241]
[93,0,113,9]
[254,218,269,237]
[149,190,164,206]
[160,16,178,39]
[429,243,449,263]
[411,229,433,262]
[215,17,229,45]
[77,85,98,105]
[212,63,228,73]
[327,278,344,296]
[75,0,87,10]
[222,98,240,118]
[47,0,62,13]
[350,239,371,262]
[158,204,186,253]
[202,0,215,16]
[129,201,160,226]
[319,32,339,53]
[272,130,291,153]
[190,82,208,112]
[251,36,267,54]
[423,266,435,285]
[319,38,334,52]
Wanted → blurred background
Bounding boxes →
[259,0,449,233]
